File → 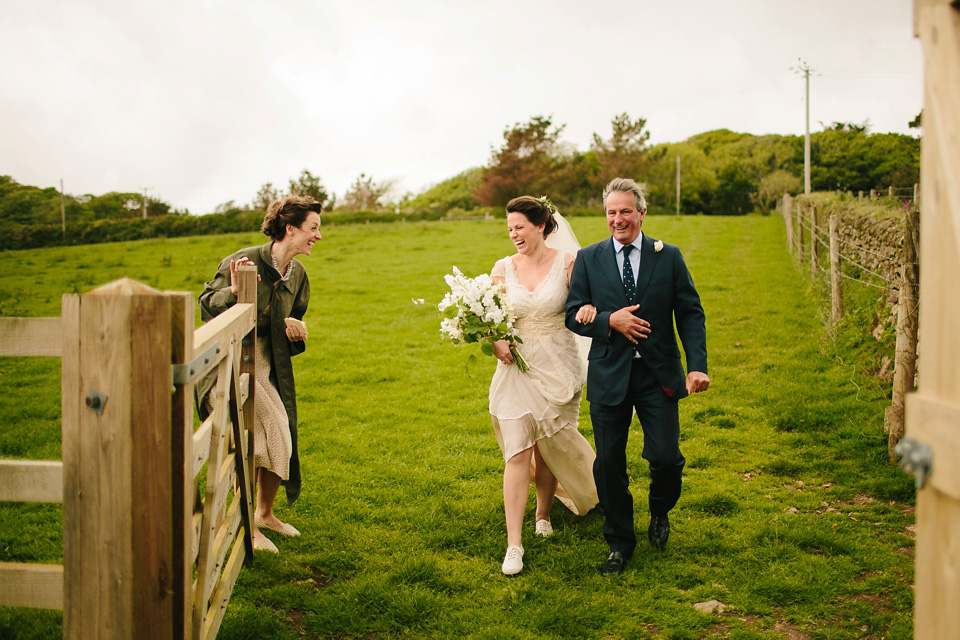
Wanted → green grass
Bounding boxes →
[0,215,914,638]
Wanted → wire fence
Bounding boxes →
[782,190,920,462]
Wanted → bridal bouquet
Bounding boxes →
[438,266,529,373]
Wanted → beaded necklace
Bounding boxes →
[271,254,293,281]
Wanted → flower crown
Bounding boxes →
[537,195,557,216]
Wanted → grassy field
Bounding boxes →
[0,214,914,639]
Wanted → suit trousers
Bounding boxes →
[590,357,685,556]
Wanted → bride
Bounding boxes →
[488,195,599,575]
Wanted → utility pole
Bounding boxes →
[141,187,149,219]
[60,179,66,239]
[792,59,814,195]
[675,155,681,215]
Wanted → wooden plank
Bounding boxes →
[0,317,61,357]
[60,293,84,638]
[915,487,960,638]
[192,417,213,478]
[168,290,194,640]
[906,395,960,501]
[0,460,63,503]
[238,372,250,406]
[237,267,257,565]
[200,533,246,640]
[193,349,233,639]
[192,303,256,365]
[210,455,238,529]
[917,3,960,261]
[77,287,129,638]
[228,329,255,565]
[912,4,960,638]
[0,563,64,610]
[191,512,204,565]
[128,287,175,638]
[202,497,242,606]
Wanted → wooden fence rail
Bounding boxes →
[0,266,258,639]
[0,317,66,612]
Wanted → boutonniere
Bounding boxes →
[654,240,664,253]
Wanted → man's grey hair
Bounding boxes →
[602,177,647,212]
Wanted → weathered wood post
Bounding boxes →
[887,208,920,461]
[794,203,803,264]
[62,279,176,639]
[889,185,896,197]
[783,194,794,253]
[829,214,843,324]
[809,204,818,277]
[236,266,257,548]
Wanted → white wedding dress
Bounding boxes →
[488,250,599,516]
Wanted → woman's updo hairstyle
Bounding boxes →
[505,195,557,238]
[261,195,323,241]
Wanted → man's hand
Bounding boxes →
[609,304,650,344]
[685,371,710,395]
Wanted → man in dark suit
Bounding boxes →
[565,177,709,576]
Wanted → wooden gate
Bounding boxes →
[903,2,960,637]
[0,267,258,639]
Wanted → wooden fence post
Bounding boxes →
[829,214,843,324]
[783,194,794,253]
[809,204,819,277]
[62,279,176,639]
[886,208,920,461]
[236,266,257,558]
[169,290,194,640]
[795,203,803,264]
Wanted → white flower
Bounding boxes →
[654,240,664,252]
[435,265,529,372]
[412,298,425,305]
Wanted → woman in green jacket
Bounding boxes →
[199,195,322,552]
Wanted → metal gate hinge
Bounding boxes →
[171,343,220,386]
[895,437,933,490]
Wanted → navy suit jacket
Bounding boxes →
[564,233,707,406]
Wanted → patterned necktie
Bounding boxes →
[622,244,636,302]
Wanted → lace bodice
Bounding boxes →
[492,251,574,336]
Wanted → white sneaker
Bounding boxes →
[501,545,524,575]
[535,519,554,537]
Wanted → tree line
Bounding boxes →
[0,113,919,250]
[407,114,920,217]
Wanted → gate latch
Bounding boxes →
[895,437,933,490]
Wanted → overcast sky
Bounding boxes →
[2,0,922,214]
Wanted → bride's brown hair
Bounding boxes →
[505,196,557,238]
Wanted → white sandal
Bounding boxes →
[255,514,301,537]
